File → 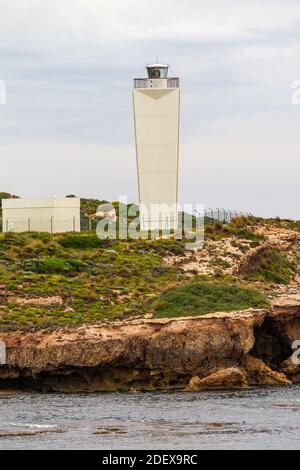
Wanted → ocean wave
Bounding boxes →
[8,423,57,430]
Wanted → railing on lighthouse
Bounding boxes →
[134,77,180,88]
[133,62,179,89]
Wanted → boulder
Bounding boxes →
[242,355,290,385]
[186,367,247,391]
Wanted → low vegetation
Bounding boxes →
[0,196,299,331]
[256,217,300,233]
[243,247,296,285]
[152,282,270,318]
[205,217,264,242]
[0,231,186,330]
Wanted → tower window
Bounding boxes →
[146,66,169,79]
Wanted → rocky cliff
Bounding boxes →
[0,294,299,392]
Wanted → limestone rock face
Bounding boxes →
[0,295,299,392]
[1,310,264,372]
[0,310,265,392]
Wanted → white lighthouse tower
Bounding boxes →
[133,62,180,231]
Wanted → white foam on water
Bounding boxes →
[8,422,57,429]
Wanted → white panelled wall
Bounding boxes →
[2,198,80,233]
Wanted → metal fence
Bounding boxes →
[194,208,255,224]
[0,210,255,234]
[1,217,80,233]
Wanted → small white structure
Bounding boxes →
[133,62,180,231]
[2,198,80,233]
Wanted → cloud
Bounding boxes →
[0,0,300,217]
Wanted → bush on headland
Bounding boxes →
[152,282,269,318]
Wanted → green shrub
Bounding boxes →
[22,257,91,276]
[58,234,104,249]
[204,220,263,241]
[0,232,28,248]
[244,248,296,284]
[28,232,52,242]
[135,238,185,256]
[152,282,269,318]
[230,215,252,228]
[229,228,262,241]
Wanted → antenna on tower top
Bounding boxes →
[156,56,159,63]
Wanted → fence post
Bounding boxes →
[6,219,8,232]
[28,217,31,232]
[73,216,75,232]
[50,216,54,234]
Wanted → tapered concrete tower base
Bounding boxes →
[133,63,180,231]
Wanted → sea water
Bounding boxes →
[1,385,300,449]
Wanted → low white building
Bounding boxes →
[2,198,80,233]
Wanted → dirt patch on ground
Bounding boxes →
[0,284,64,307]
[13,296,63,307]
[163,237,253,276]
[163,224,300,281]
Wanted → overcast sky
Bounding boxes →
[0,0,300,218]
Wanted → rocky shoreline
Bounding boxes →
[0,294,300,393]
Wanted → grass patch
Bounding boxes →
[0,234,184,330]
[204,220,264,242]
[22,257,93,276]
[244,248,296,284]
[152,282,270,318]
[58,233,106,249]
